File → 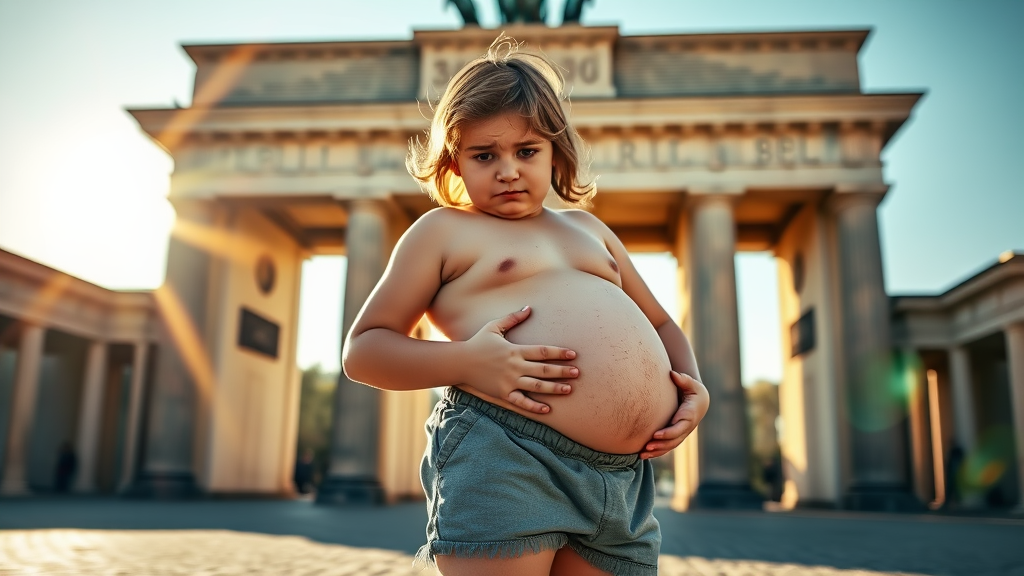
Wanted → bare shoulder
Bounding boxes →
[400,207,468,247]
[557,208,615,238]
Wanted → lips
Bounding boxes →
[497,190,525,196]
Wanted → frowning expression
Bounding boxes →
[453,112,554,219]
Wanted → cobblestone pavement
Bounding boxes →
[0,528,932,576]
[1,498,1021,575]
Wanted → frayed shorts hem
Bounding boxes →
[413,533,658,576]
[414,532,567,568]
[568,540,659,576]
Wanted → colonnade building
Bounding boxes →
[2,23,1022,510]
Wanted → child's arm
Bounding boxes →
[568,210,710,456]
[342,210,579,414]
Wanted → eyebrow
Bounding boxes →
[463,138,545,152]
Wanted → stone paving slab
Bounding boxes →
[0,529,931,576]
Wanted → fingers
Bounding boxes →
[523,344,577,361]
[491,305,532,337]
[651,419,690,442]
[518,377,573,396]
[641,424,688,459]
[506,390,552,414]
[670,370,701,391]
[505,377,572,413]
[525,362,579,381]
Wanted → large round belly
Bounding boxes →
[474,275,678,454]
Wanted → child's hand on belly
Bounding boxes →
[461,305,580,414]
[639,371,710,459]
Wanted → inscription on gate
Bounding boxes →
[175,128,863,175]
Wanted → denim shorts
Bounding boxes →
[416,386,660,576]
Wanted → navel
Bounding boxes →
[608,259,619,273]
[498,258,516,273]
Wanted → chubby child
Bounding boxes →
[343,38,710,576]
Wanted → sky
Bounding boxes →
[1,0,1021,382]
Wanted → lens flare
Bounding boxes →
[957,425,1015,496]
[845,350,917,432]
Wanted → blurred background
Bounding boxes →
[0,0,1022,515]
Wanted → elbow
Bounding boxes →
[341,336,366,385]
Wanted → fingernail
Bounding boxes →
[541,405,549,412]
[520,305,529,312]
[569,368,579,376]
[653,433,663,439]
[561,385,571,393]
[565,350,576,359]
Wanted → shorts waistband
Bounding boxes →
[443,387,641,469]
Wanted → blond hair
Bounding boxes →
[407,37,595,207]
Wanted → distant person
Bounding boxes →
[293,448,315,495]
[54,441,76,493]
[762,453,784,502]
[944,444,964,509]
[342,37,709,576]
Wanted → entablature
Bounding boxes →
[0,249,158,343]
[129,92,921,152]
[891,253,1024,347]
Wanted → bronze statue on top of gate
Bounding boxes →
[447,0,592,26]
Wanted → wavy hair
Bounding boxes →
[407,36,595,207]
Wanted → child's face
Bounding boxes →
[452,112,554,219]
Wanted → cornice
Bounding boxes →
[413,24,620,47]
[0,248,155,325]
[891,255,1024,312]
[180,26,868,65]
[182,39,414,65]
[127,92,922,152]
[619,29,870,53]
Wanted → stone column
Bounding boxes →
[1003,323,1024,512]
[118,342,149,493]
[687,194,762,508]
[73,340,108,493]
[947,345,980,508]
[902,347,933,503]
[829,192,918,510]
[948,346,977,455]
[318,199,389,505]
[1,324,45,495]
[126,200,216,498]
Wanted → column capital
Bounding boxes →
[1005,321,1024,337]
[343,198,391,219]
[825,184,889,214]
[687,186,744,203]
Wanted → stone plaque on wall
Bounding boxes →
[418,40,616,100]
[238,307,280,359]
[790,308,815,357]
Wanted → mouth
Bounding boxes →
[497,190,525,197]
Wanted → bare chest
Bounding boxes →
[438,219,622,298]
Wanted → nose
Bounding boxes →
[496,160,518,183]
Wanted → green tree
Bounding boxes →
[295,364,337,488]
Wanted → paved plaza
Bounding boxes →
[0,498,1021,575]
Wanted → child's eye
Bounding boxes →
[518,149,538,158]
[473,153,493,161]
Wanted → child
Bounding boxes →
[343,37,709,576]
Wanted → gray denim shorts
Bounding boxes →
[416,386,660,576]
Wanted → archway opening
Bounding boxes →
[293,255,346,497]
[735,252,784,502]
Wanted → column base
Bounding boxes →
[692,482,765,509]
[843,485,925,512]
[316,476,384,506]
[122,472,201,499]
